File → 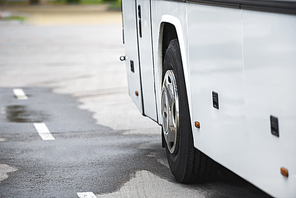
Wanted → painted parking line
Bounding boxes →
[77,192,96,198]
[34,123,55,140]
[13,88,28,100]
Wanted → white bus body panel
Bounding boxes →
[242,10,296,197]
[188,2,246,181]
[188,3,296,197]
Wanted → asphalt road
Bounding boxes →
[0,7,271,198]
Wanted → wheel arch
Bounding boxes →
[157,15,192,127]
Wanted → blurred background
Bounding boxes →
[0,0,121,25]
[0,0,120,7]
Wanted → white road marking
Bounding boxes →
[34,123,55,140]
[13,89,28,100]
[0,107,5,115]
[77,192,97,198]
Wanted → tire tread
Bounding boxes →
[163,38,217,184]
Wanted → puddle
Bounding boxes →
[6,105,49,123]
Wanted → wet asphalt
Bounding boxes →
[0,87,168,197]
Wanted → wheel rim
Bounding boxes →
[161,70,179,154]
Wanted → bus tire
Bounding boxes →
[161,38,217,183]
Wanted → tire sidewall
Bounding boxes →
[163,39,194,182]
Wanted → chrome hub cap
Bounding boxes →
[161,70,179,154]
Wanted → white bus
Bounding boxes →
[121,0,296,197]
